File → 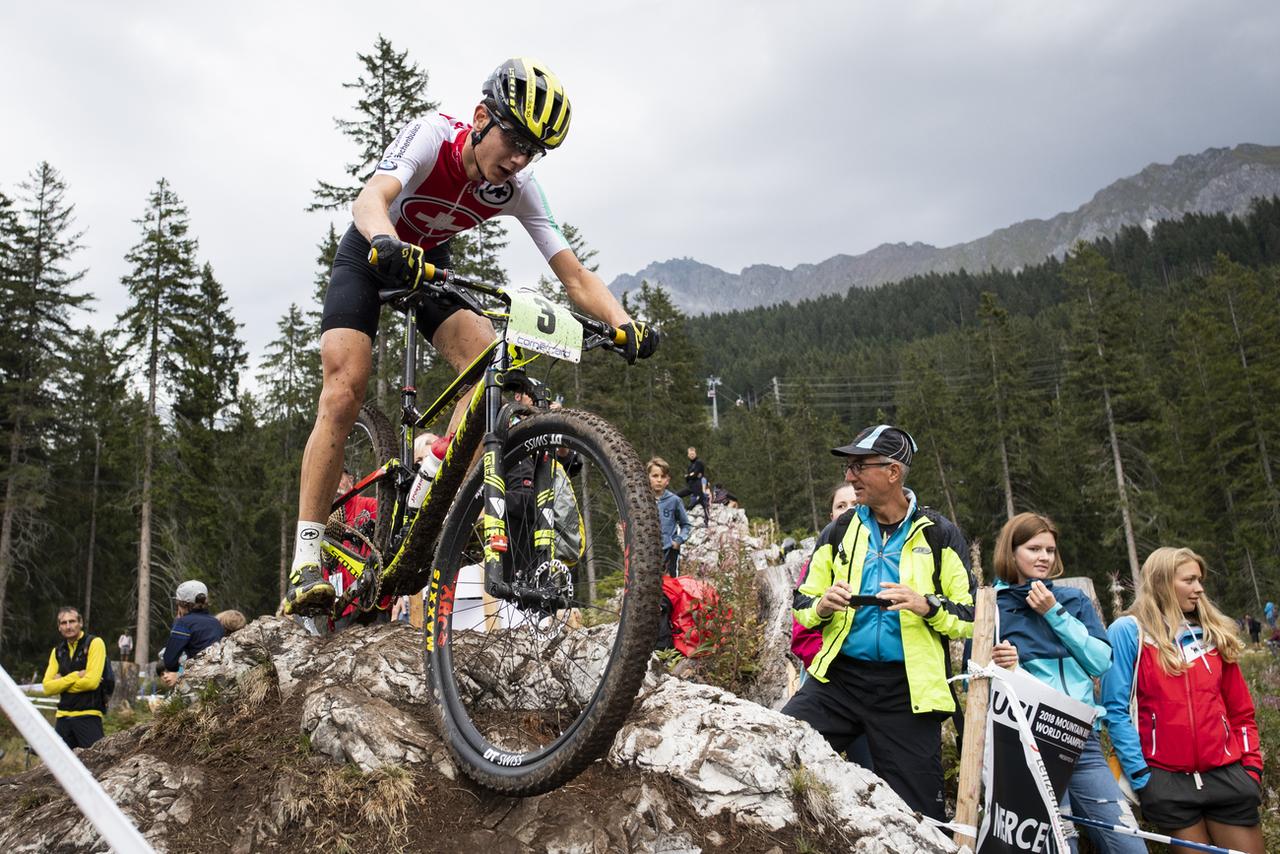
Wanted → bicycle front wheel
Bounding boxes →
[425,409,662,795]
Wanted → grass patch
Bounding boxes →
[279,764,419,851]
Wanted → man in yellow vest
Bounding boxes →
[786,425,975,820]
[42,606,108,749]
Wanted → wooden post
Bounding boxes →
[953,586,996,849]
[409,591,424,629]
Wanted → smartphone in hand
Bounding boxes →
[847,595,889,608]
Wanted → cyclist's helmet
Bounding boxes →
[482,57,572,151]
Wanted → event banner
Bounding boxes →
[976,666,1097,854]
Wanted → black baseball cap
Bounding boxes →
[831,424,917,466]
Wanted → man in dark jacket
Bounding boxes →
[42,607,107,749]
[159,580,225,687]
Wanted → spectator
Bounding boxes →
[648,457,692,576]
[791,482,859,669]
[1264,600,1275,628]
[392,595,412,624]
[989,513,1143,854]
[680,447,710,527]
[327,468,392,632]
[784,424,974,821]
[1101,547,1263,854]
[159,580,225,688]
[42,607,107,750]
[215,610,247,634]
[1244,613,1261,645]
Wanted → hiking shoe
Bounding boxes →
[284,563,335,615]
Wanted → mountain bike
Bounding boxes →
[321,261,662,796]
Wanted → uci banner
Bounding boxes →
[976,665,1096,854]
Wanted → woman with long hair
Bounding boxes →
[1101,547,1263,854]
[990,512,1144,853]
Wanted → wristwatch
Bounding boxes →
[924,594,942,619]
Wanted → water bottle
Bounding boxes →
[407,433,450,510]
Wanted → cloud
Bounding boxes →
[2,0,1278,382]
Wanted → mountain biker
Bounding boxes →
[287,57,658,615]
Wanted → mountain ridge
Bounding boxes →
[609,143,1280,314]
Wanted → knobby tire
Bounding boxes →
[424,409,662,795]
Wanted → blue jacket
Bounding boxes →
[995,579,1111,724]
[840,493,921,662]
[655,490,692,550]
[161,610,225,672]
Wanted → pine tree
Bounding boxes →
[0,163,89,652]
[309,35,437,211]
[167,262,248,601]
[117,177,201,666]
[259,304,317,597]
[175,263,246,430]
[1062,244,1162,589]
[63,330,129,627]
[311,36,437,413]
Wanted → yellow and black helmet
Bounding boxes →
[482,57,572,151]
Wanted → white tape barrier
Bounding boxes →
[0,664,154,853]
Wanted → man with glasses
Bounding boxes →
[42,607,108,750]
[784,424,974,821]
[288,57,659,615]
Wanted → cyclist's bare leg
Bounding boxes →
[432,310,497,435]
[298,328,374,523]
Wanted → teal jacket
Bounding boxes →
[995,578,1111,724]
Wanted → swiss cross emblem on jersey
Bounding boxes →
[477,181,515,207]
[398,195,485,245]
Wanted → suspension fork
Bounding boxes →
[482,346,514,599]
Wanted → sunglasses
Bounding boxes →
[486,109,547,161]
[844,460,896,474]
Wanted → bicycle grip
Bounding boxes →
[366,245,436,283]
[612,326,628,346]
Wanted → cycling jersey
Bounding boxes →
[374,113,570,260]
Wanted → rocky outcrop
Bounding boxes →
[0,513,961,853]
[610,142,1280,313]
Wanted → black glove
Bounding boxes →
[620,321,659,364]
[368,234,426,289]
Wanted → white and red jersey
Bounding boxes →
[374,113,570,261]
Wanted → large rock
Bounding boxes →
[611,678,956,853]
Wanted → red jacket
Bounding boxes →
[1133,629,1262,782]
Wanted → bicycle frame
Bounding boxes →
[323,282,573,615]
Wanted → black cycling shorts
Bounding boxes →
[321,224,457,342]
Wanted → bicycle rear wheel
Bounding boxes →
[425,409,662,795]
[336,404,397,552]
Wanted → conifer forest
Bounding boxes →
[4,37,1280,675]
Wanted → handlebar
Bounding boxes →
[367,244,639,355]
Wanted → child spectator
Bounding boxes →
[648,457,692,576]
[1101,547,1263,854]
[215,610,247,634]
[989,513,1143,854]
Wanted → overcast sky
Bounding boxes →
[3,1,1279,375]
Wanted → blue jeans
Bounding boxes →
[1060,733,1146,854]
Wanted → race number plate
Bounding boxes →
[506,288,582,363]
